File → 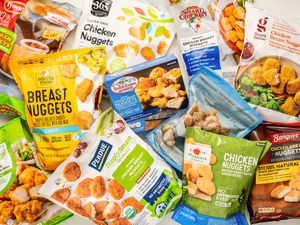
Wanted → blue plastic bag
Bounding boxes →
[146,66,262,171]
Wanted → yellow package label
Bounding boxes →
[10,47,106,170]
[42,30,61,41]
[256,160,300,184]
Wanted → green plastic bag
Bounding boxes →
[182,127,270,218]
[0,92,39,193]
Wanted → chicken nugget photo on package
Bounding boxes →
[105,54,188,134]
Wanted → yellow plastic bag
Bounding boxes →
[10,47,106,170]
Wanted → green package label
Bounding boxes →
[113,144,154,191]
[0,27,16,55]
[0,131,17,194]
[141,169,182,218]
[182,127,270,219]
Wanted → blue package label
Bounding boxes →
[89,140,112,172]
[143,173,172,205]
[180,31,221,76]
[172,204,248,225]
[105,54,188,134]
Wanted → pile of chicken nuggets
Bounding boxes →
[249,57,300,116]
[220,3,245,52]
[51,162,144,225]
[0,164,48,224]
[135,67,187,110]
[183,138,217,202]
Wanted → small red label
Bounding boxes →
[179,6,207,21]
[270,132,300,144]
[4,0,26,14]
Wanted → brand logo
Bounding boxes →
[89,140,112,172]
[179,6,207,33]
[4,1,26,14]
[91,0,112,17]
[111,76,138,94]
[270,132,300,144]
[36,71,56,88]
[257,17,269,33]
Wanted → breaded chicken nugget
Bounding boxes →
[228,30,238,43]
[76,78,94,102]
[111,218,132,225]
[196,177,216,196]
[280,97,298,116]
[233,6,245,20]
[286,78,300,94]
[63,162,81,182]
[250,66,266,86]
[90,176,106,199]
[141,46,155,61]
[66,196,82,210]
[75,178,93,198]
[103,202,121,219]
[34,171,47,185]
[67,197,88,217]
[263,58,280,72]
[294,91,300,105]
[51,188,71,204]
[228,15,236,27]
[122,197,144,213]
[197,165,213,181]
[271,82,285,95]
[224,5,235,17]
[149,67,167,79]
[108,179,125,200]
[221,17,233,31]
[236,29,244,41]
[18,167,38,185]
[94,201,109,220]
[263,69,280,86]
[73,111,94,130]
[84,202,96,219]
[280,64,296,83]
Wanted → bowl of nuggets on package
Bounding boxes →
[0,164,59,224]
[236,56,300,117]
[219,3,246,54]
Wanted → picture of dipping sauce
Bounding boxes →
[242,42,255,60]
[20,39,50,54]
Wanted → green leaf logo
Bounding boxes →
[128,18,139,24]
[155,26,165,37]
[148,7,158,19]
[121,8,135,16]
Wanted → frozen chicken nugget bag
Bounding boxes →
[40,108,182,225]
[10,47,106,170]
[172,127,270,223]
[235,3,300,122]
[248,122,300,223]
[73,0,175,73]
